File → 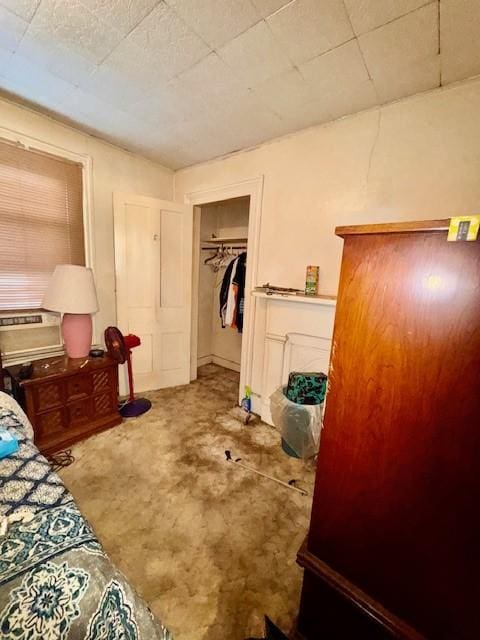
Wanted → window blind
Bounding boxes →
[0,140,85,310]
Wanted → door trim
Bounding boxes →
[184,177,264,405]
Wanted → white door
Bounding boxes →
[113,193,193,392]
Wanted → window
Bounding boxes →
[0,139,85,311]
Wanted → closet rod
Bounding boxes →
[201,245,247,250]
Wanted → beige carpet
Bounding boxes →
[59,364,315,640]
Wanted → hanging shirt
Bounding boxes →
[219,256,238,327]
[232,252,247,333]
[225,257,239,326]
[219,252,247,332]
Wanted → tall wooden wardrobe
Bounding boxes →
[295,220,480,639]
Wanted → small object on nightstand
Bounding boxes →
[89,348,105,358]
[18,362,33,380]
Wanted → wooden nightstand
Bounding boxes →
[8,354,122,455]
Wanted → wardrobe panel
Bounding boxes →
[297,222,480,639]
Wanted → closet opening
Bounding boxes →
[193,196,250,400]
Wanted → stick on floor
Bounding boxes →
[225,450,308,496]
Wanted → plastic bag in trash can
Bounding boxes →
[270,386,322,459]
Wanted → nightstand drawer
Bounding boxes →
[34,381,63,412]
[92,368,112,392]
[93,392,115,416]
[36,408,66,440]
[67,398,92,427]
[66,374,92,400]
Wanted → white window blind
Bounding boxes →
[0,140,85,310]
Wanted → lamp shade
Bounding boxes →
[42,265,99,314]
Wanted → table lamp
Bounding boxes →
[42,265,99,358]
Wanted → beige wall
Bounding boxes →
[0,96,173,344]
[175,77,480,297]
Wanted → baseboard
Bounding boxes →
[212,355,241,372]
[197,355,213,367]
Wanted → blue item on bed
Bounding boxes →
[0,427,18,459]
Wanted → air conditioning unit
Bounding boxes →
[0,311,62,364]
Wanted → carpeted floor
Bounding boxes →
[58,364,315,640]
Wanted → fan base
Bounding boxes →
[120,398,152,418]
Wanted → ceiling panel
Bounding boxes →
[359,3,438,76]
[250,0,291,19]
[277,99,333,132]
[359,3,439,102]
[252,68,317,118]
[325,79,378,120]
[371,55,439,103]
[344,0,431,36]
[218,20,292,88]
[78,63,158,110]
[0,0,478,168]
[125,1,211,80]
[94,40,165,91]
[267,0,354,65]
[0,0,40,22]
[0,48,12,76]
[144,144,200,170]
[30,0,125,64]
[165,0,260,48]
[16,25,98,86]
[171,124,237,164]
[59,87,124,128]
[128,77,211,127]
[0,5,29,52]
[174,52,247,107]
[79,0,161,37]
[146,115,233,166]
[300,40,378,119]
[441,0,480,84]
[0,52,75,106]
[300,40,371,98]
[205,90,285,147]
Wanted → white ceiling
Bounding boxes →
[0,0,479,169]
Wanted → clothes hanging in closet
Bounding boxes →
[219,252,247,333]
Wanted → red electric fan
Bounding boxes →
[104,326,151,418]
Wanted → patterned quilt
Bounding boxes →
[0,397,173,640]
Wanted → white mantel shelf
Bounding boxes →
[252,291,336,307]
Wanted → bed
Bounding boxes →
[0,391,172,640]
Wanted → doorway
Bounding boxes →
[195,196,249,390]
[186,178,263,407]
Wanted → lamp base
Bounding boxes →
[62,313,92,358]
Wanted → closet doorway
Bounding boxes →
[187,177,263,408]
[195,196,249,384]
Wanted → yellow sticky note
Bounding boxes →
[447,215,480,241]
